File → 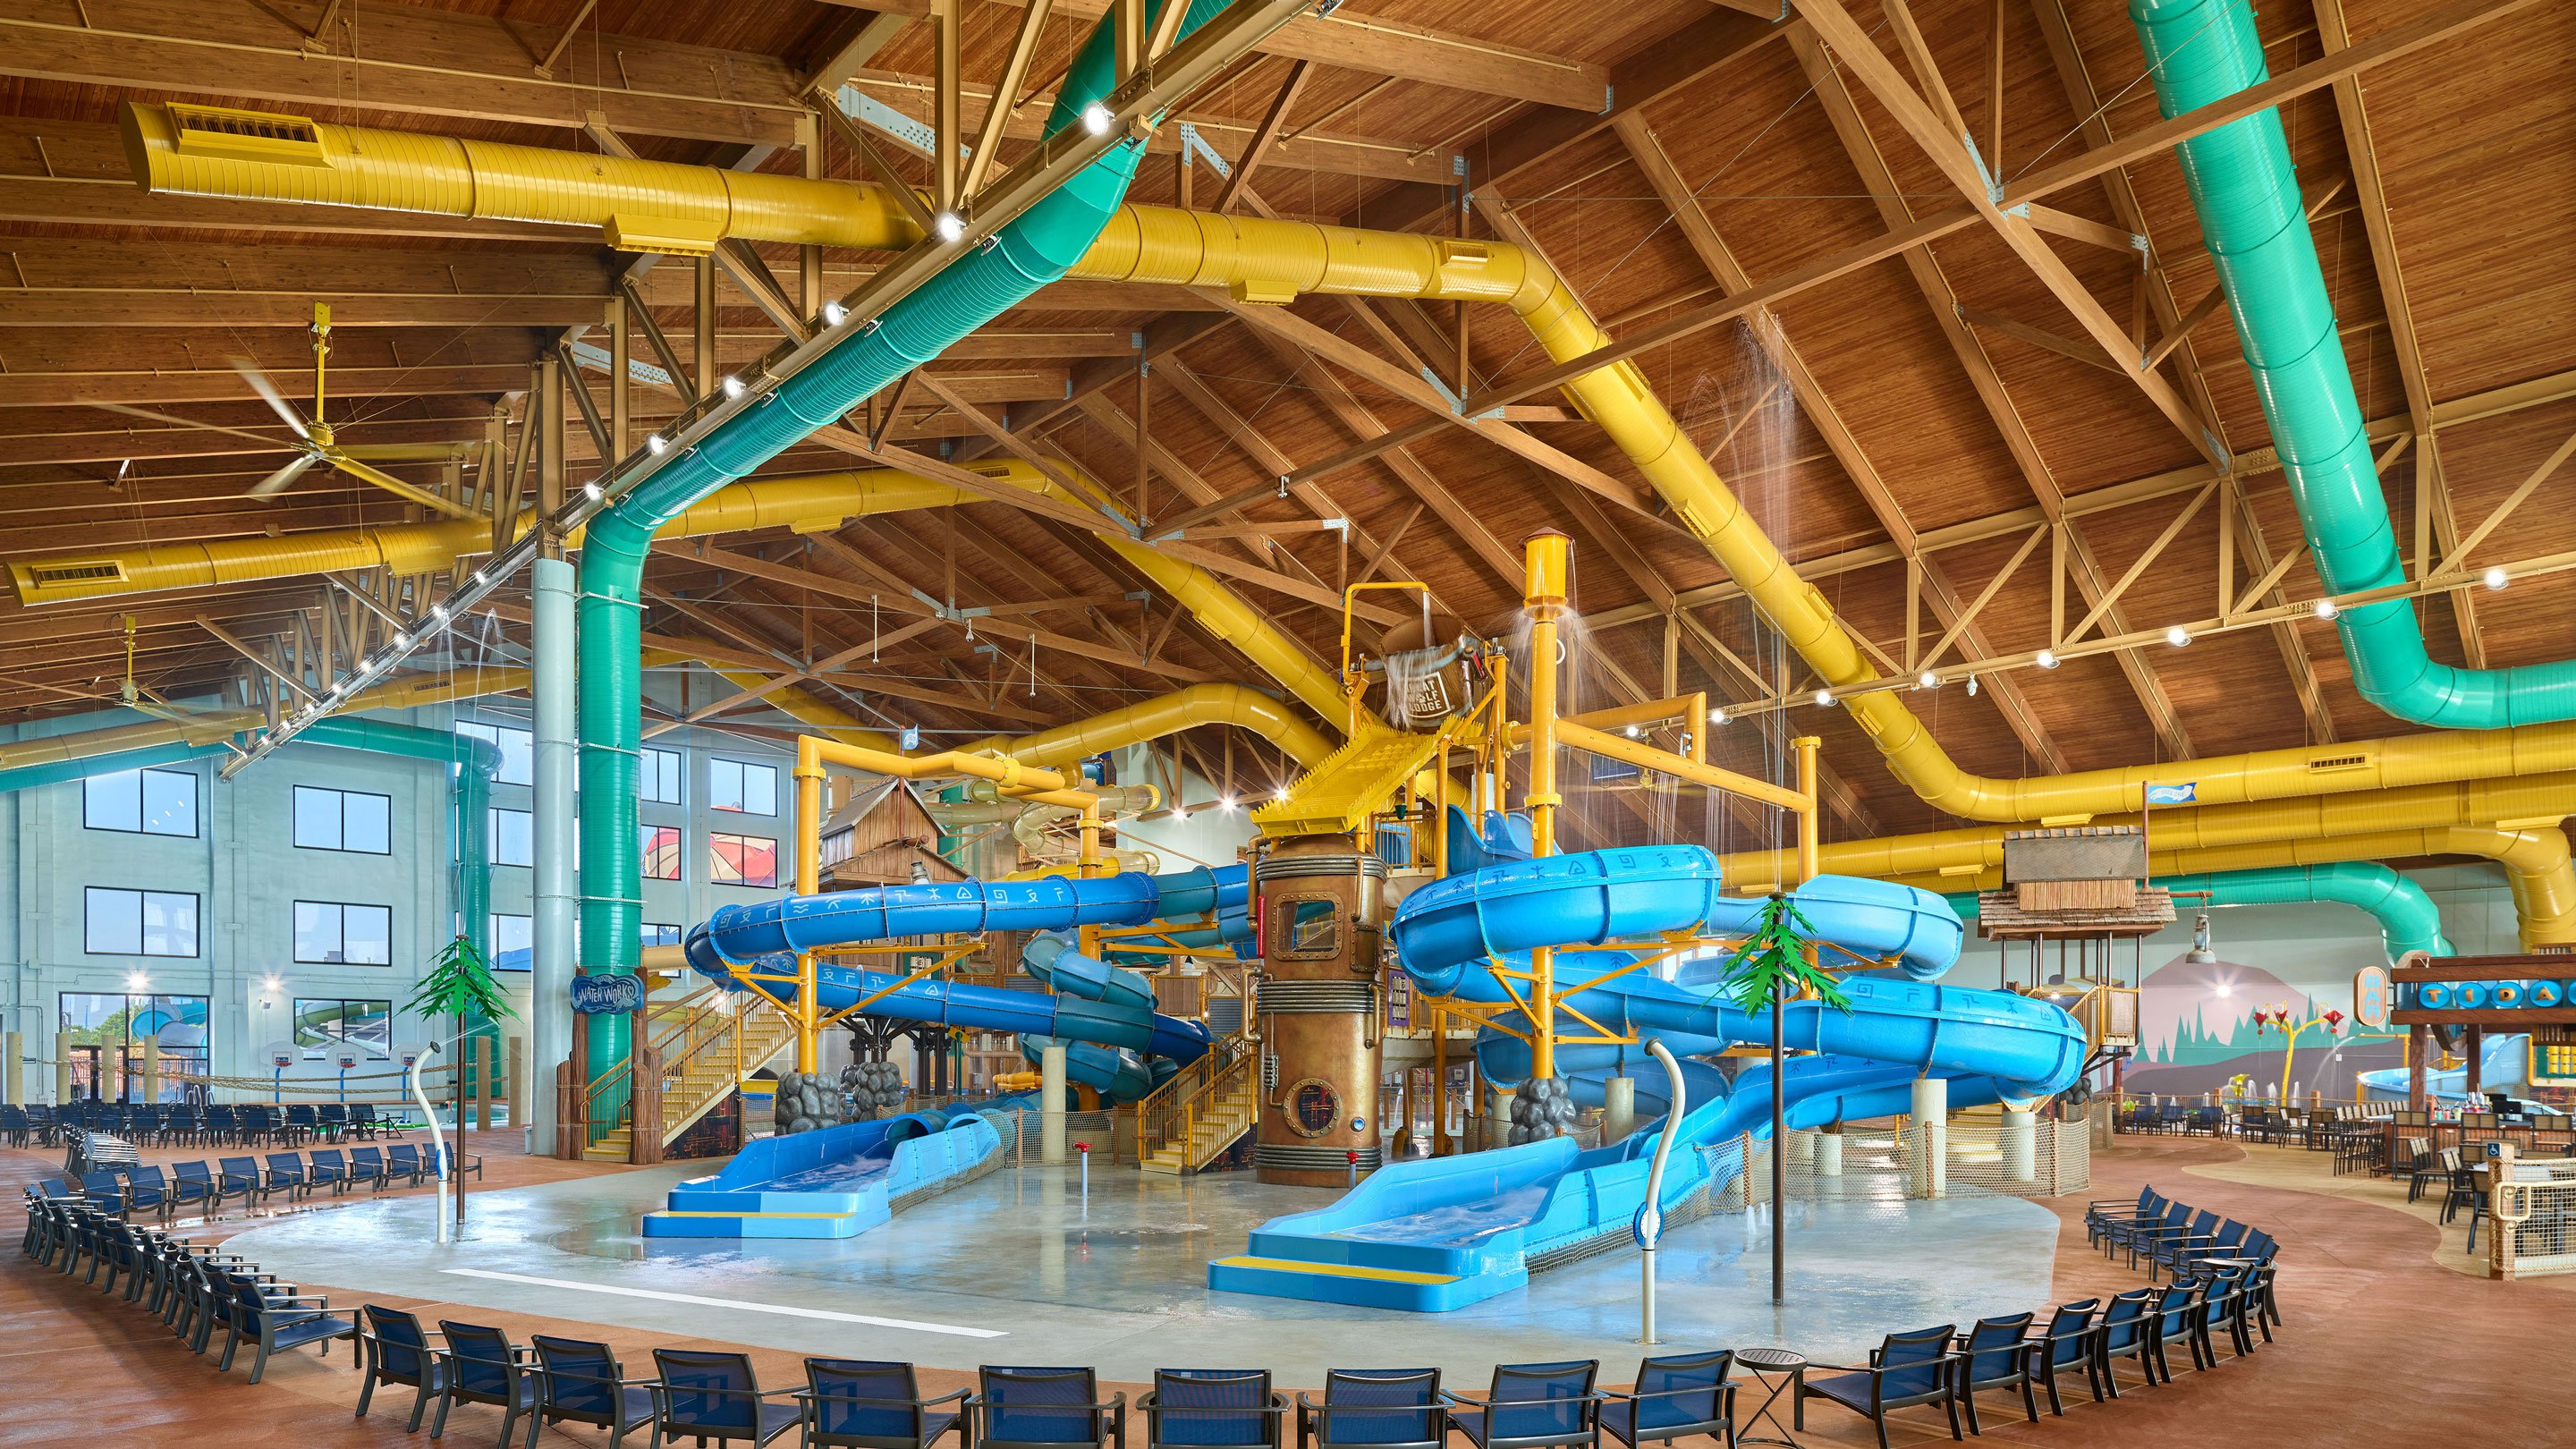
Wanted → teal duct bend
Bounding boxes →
[574,0,1227,1079]
[2133,0,2576,728]
[1945,861,2449,965]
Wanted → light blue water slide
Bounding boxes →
[661,866,1246,1238]
[685,864,1248,1100]
[1207,844,2088,1310]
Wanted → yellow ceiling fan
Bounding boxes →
[91,302,480,518]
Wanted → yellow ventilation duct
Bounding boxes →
[1892,826,2576,951]
[120,102,922,254]
[97,119,2564,835]
[962,681,1336,771]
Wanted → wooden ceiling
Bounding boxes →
[2,0,2572,843]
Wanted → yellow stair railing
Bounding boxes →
[1136,1049,1258,1175]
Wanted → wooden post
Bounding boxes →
[2465,1025,2485,1099]
[2410,1024,2429,1112]
[634,1044,665,1165]
[474,1037,494,1131]
[555,1059,579,1162]
[505,1035,524,1127]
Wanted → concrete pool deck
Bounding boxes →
[221,1157,2062,1379]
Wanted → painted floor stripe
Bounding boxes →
[441,1267,1006,1338]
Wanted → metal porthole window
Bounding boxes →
[1271,894,1343,962]
[1281,1077,1341,1138]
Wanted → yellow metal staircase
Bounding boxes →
[1252,724,1448,838]
[1136,1050,1257,1175]
[581,994,796,1163]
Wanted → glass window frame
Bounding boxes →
[82,887,200,958]
[708,758,778,816]
[292,899,394,967]
[82,767,200,838]
[708,831,779,889]
[292,784,394,855]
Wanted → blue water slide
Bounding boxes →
[1208,844,2086,1310]
[684,867,1244,1099]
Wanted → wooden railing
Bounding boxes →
[559,985,782,1163]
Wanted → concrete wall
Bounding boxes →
[1,689,804,1105]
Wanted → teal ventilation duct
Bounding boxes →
[2132,0,2576,728]
[573,0,1229,1084]
[1946,860,2448,964]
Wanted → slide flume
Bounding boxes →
[1208,844,2087,1310]
[652,866,1250,1240]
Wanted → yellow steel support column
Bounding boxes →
[1523,530,1572,1083]
[1795,737,1821,886]
[793,757,826,1072]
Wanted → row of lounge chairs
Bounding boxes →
[26,1143,479,1223]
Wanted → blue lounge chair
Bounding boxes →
[1599,1352,1732,1449]
[356,1305,449,1433]
[262,1152,309,1201]
[650,1347,804,1448]
[1445,1360,1600,1449]
[1798,1326,1962,1449]
[972,1366,1129,1449]
[1952,1314,2037,1432]
[431,1320,541,1445]
[307,1148,351,1195]
[345,1147,392,1192]
[2024,1300,2103,1415]
[216,1271,353,1384]
[1139,1369,1281,1449]
[1296,1370,1444,1449]
[2148,1282,2206,1380]
[532,1336,660,1449]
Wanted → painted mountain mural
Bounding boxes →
[2123,950,2402,1100]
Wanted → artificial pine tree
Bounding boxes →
[1716,893,1854,1016]
[402,936,515,1189]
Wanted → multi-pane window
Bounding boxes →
[83,768,199,837]
[293,902,393,965]
[294,998,392,1055]
[709,833,778,889]
[294,785,392,853]
[490,808,534,868]
[708,758,776,815]
[640,748,684,805]
[641,825,682,880]
[84,888,199,957]
[642,922,685,947]
[455,722,534,786]
[488,913,533,970]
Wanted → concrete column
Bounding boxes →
[1784,1126,1816,1173]
[473,1037,492,1131]
[1488,1085,1516,1150]
[2001,1106,2037,1184]
[3,1030,18,1105]
[530,556,578,1157]
[1602,1075,1636,1145]
[1816,1123,1843,1177]
[140,1038,160,1105]
[1040,1044,1068,1165]
[55,1037,72,1106]
[1911,1076,1948,1199]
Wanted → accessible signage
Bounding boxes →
[571,974,646,1015]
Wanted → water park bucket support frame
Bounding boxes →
[1434,531,1825,1084]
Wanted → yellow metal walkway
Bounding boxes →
[1252,725,1445,838]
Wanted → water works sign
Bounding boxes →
[570,974,647,1015]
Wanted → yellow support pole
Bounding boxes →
[794,757,826,1073]
[1795,737,1821,886]
[1523,530,1571,1083]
